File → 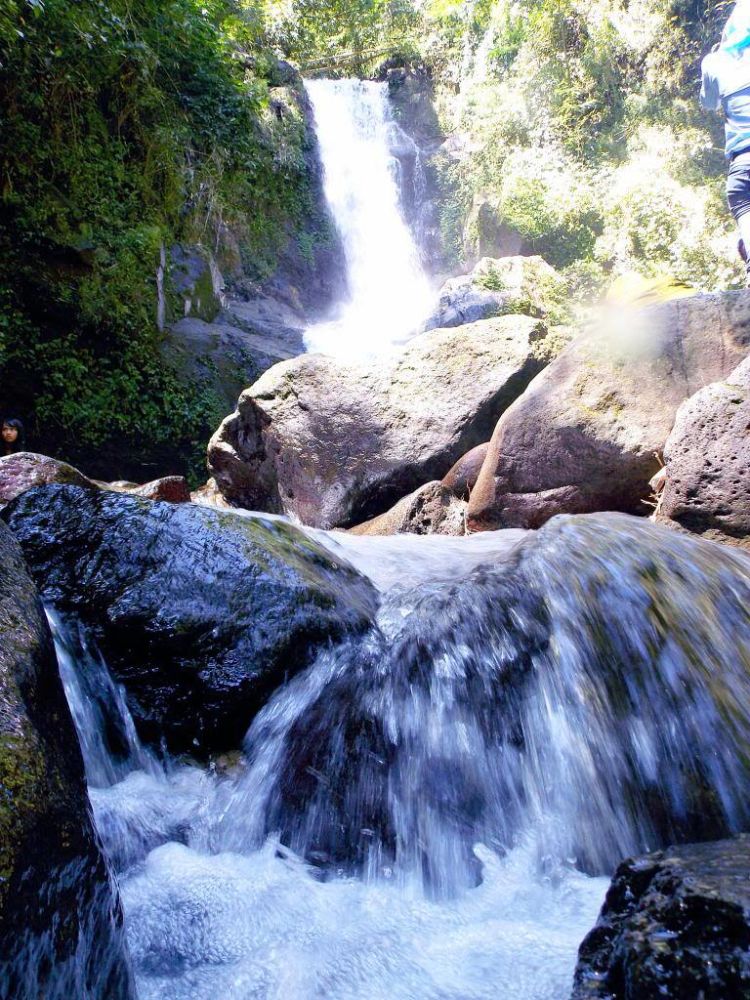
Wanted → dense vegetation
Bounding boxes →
[0,0,740,481]
[0,0,318,480]
[417,0,738,297]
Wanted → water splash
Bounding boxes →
[304,79,434,358]
[49,513,750,999]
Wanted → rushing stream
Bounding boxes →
[50,512,750,1000]
[303,79,434,358]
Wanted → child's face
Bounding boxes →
[2,425,18,444]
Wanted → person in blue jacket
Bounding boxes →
[702,0,750,285]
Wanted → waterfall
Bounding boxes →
[49,514,750,1000]
[304,80,434,358]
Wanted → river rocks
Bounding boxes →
[0,521,133,998]
[468,291,750,530]
[349,481,466,536]
[658,357,750,548]
[0,452,96,508]
[423,255,565,331]
[3,485,377,754]
[572,836,750,999]
[442,443,489,500]
[132,476,191,504]
[208,315,555,528]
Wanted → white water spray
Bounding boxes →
[304,79,434,358]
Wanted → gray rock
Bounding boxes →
[3,485,377,755]
[572,835,750,999]
[208,315,556,529]
[0,520,133,999]
[349,481,466,536]
[423,255,565,331]
[659,356,750,548]
[468,291,750,530]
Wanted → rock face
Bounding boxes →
[209,315,555,529]
[3,485,377,755]
[468,291,750,530]
[423,256,565,331]
[131,476,191,504]
[0,521,133,999]
[0,452,96,507]
[349,481,466,536]
[658,356,750,548]
[573,836,750,999]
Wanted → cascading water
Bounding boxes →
[304,80,434,358]
[50,512,750,1000]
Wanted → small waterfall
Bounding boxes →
[47,515,750,999]
[304,79,434,358]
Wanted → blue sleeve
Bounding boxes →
[701,55,721,111]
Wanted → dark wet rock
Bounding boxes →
[0,452,97,508]
[469,291,750,530]
[3,485,377,755]
[349,481,466,536]
[208,315,555,528]
[572,835,750,999]
[659,356,750,549]
[0,521,133,999]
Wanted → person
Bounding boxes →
[701,0,750,286]
[1,418,25,456]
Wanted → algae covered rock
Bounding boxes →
[423,255,566,331]
[0,520,133,999]
[573,836,750,999]
[3,485,376,755]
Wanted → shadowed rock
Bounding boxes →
[658,356,750,549]
[0,521,133,999]
[573,836,750,999]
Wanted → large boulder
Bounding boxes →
[468,291,750,530]
[348,481,466,537]
[0,521,133,999]
[3,485,377,755]
[658,356,750,548]
[573,836,750,999]
[208,315,556,529]
[423,255,565,331]
[0,451,96,507]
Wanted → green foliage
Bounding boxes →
[0,0,316,483]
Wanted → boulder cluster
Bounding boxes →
[201,258,750,550]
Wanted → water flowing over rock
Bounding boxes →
[303,79,433,357]
[659,355,750,548]
[0,522,133,999]
[423,255,566,331]
[37,511,750,999]
[468,291,750,530]
[573,835,750,999]
[3,485,377,754]
[215,514,750,887]
[208,315,555,528]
